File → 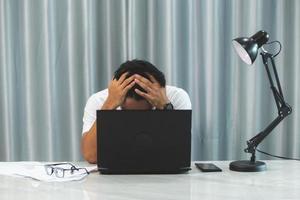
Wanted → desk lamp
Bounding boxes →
[230,30,292,172]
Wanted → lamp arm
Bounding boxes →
[261,52,288,110]
[243,52,292,161]
[270,57,284,99]
[245,114,286,155]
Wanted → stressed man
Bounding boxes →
[81,60,191,163]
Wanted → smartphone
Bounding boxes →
[195,163,222,172]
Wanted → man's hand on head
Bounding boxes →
[102,72,135,109]
[134,74,170,109]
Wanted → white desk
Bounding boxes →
[0,160,300,200]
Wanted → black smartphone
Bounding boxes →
[195,163,222,172]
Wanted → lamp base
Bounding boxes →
[229,160,266,172]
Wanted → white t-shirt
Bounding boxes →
[82,85,192,134]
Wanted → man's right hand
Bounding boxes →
[101,72,135,109]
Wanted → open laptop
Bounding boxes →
[96,110,192,174]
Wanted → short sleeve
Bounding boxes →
[167,86,192,110]
[82,90,107,134]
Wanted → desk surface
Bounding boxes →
[1,160,300,200]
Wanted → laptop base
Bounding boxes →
[98,167,191,174]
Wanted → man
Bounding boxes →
[81,59,191,163]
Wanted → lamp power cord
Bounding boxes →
[261,40,282,57]
[256,148,300,161]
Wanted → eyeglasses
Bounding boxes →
[44,162,90,178]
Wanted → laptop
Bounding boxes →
[96,110,192,174]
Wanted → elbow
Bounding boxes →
[84,155,97,164]
[82,150,97,164]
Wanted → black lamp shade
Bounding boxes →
[232,30,269,65]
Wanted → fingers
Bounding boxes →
[120,75,135,89]
[134,78,153,93]
[146,73,159,84]
[115,73,158,98]
[124,80,135,92]
[117,72,129,84]
[134,74,152,85]
[135,89,152,100]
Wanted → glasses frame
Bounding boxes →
[44,162,90,178]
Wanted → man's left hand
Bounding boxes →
[134,74,170,109]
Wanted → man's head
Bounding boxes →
[114,59,166,109]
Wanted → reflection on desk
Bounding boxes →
[0,160,300,200]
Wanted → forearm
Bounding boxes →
[81,100,117,164]
[81,122,97,164]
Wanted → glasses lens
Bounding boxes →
[66,168,87,177]
[45,166,53,175]
[44,163,88,178]
[55,168,64,178]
